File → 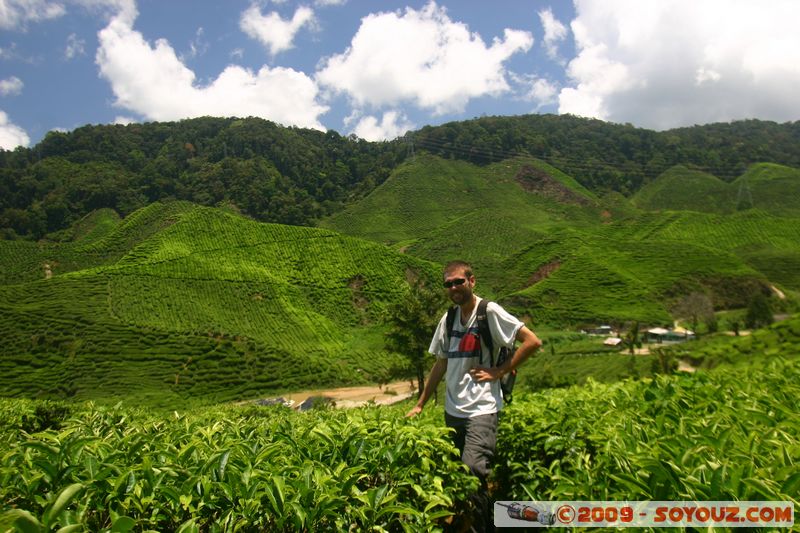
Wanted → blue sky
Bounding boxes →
[1,0,799,150]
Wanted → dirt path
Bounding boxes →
[253,380,417,409]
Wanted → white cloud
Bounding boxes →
[694,67,720,86]
[240,4,315,56]
[183,27,208,61]
[315,0,346,6]
[0,0,65,30]
[113,115,135,125]
[538,8,567,62]
[316,1,533,115]
[0,110,30,149]
[515,74,558,110]
[559,0,800,129]
[352,110,414,141]
[0,76,24,96]
[95,4,328,130]
[65,32,86,59]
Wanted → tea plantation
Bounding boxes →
[2,147,800,530]
[322,154,800,326]
[1,318,798,531]
[0,203,440,406]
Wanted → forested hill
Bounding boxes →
[409,115,800,194]
[0,117,407,239]
[1,114,799,239]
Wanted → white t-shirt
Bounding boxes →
[429,297,523,418]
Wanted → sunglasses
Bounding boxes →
[443,278,467,289]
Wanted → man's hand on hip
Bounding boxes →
[469,366,503,382]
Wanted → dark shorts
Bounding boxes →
[445,411,498,481]
[446,412,498,531]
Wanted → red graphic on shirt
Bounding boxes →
[458,332,481,355]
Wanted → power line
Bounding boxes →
[408,135,766,181]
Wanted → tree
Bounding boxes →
[385,276,446,398]
[621,321,642,378]
[651,348,677,375]
[745,293,773,329]
[621,321,642,356]
[671,292,714,336]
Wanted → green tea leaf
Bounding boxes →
[44,483,83,528]
[0,509,43,533]
[110,515,136,532]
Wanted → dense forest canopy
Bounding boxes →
[409,115,800,193]
[0,117,406,239]
[2,114,799,239]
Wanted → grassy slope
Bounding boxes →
[322,154,798,326]
[733,163,800,215]
[633,162,800,215]
[320,154,596,246]
[632,165,733,212]
[642,209,800,294]
[0,202,439,406]
[322,154,604,297]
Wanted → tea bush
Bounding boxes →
[495,359,800,507]
[0,403,476,532]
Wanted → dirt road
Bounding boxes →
[263,380,417,409]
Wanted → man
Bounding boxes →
[406,260,542,531]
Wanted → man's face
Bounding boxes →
[443,267,474,306]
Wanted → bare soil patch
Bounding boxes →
[253,380,417,409]
[514,165,592,206]
[527,259,561,287]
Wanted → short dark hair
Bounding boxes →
[444,260,473,279]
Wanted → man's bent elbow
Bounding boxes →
[518,327,541,350]
[531,336,543,351]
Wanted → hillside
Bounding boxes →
[321,154,598,243]
[733,163,800,215]
[0,202,439,405]
[632,165,733,212]
[321,154,604,296]
[3,115,799,240]
[322,154,798,326]
[410,115,800,193]
[632,163,800,214]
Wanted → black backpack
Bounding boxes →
[445,299,518,404]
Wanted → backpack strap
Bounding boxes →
[445,305,458,346]
[476,299,495,367]
[446,300,496,367]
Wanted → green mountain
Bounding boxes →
[732,163,800,215]
[3,115,799,240]
[322,154,800,326]
[632,165,733,212]
[633,163,800,214]
[2,115,800,406]
[321,154,603,288]
[0,202,438,405]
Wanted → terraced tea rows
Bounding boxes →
[0,203,437,405]
[323,154,800,326]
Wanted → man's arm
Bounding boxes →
[405,357,447,417]
[470,325,541,383]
